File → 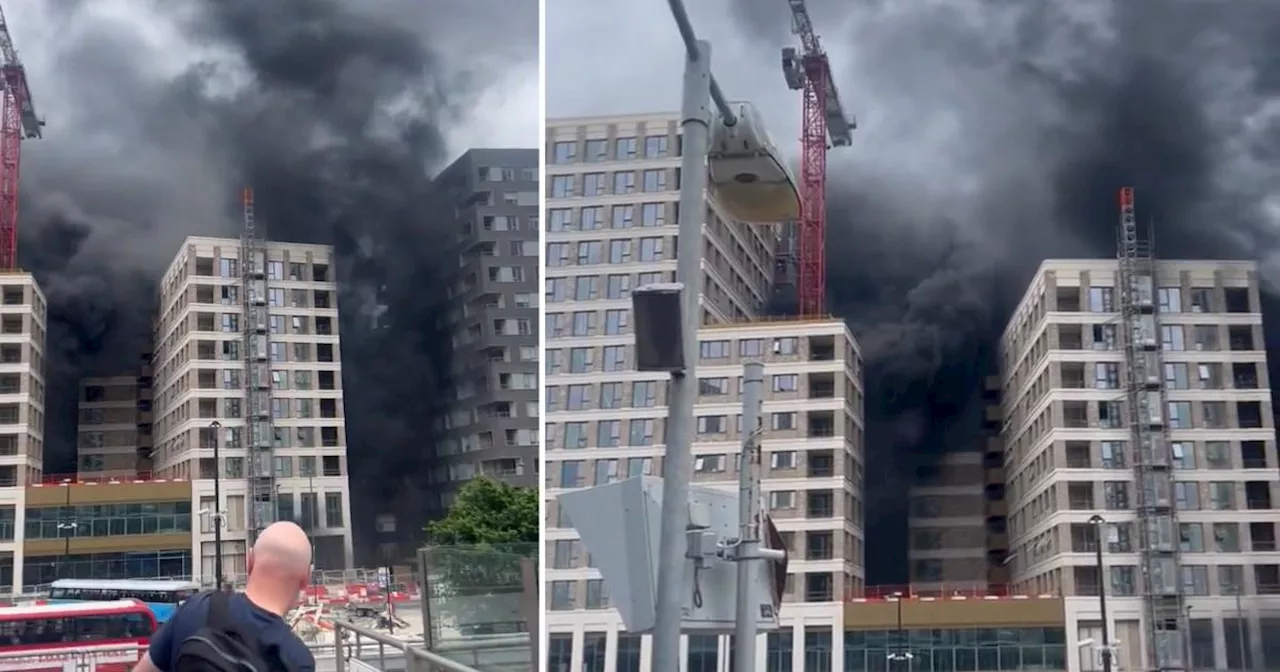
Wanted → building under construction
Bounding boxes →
[149,233,355,580]
[999,245,1280,668]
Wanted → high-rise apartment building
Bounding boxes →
[544,113,866,671]
[0,275,46,488]
[76,376,142,478]
[151,236,353,582]
[1001,259,1280,670]
[429,148,540,517]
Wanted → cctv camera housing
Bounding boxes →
[707,103,801,225]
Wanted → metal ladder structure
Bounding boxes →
[241,187,277,544]
[1116,186,1187,671]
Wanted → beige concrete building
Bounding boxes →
[544,113,866,671]
[76,376,142,478]
[150,236,353,582]
[1000,259,1280,670]
[0,274,47,487]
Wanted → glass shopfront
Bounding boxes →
[25,501,192,538]
[25,549,194,585]
[844,626,1067,671]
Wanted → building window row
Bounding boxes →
[197,454,343,480]
[1073,563,1280,596]
[1052,283,1253,314]
[547,203,674,233]
[192,311,335,334]
[550,135,676,166]
[192,257,331,283]
[192,425,344,450]
[190,284,334,310]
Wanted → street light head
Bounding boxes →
[707,102,800,224]
[1088,514,1106,525]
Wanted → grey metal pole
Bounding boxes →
[649,37,713,672]
[734,362,765,672]
[1236,589,1247,671]
[212,421,224,589]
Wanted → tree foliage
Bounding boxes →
[421,478,538,641]
[425,476,539,545]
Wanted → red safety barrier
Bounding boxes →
[852,584,1059,601]
[34,472,185,486]
[297,582,421,606]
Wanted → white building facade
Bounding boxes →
[151,236,354,582]
[545,114,866,671]
[1001,259,1280,670]
[0,273,46,591]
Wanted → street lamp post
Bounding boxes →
[645,2,743,669]
[1088,514,1113,672]
[209,420,224,589]
[886,591,913,670]
[54,479,77,580]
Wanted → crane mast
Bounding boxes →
[781,0,853,317]
[1117,187,1188,671]
[241,187,277,545]
[0,2,41,272]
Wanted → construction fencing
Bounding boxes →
[11,568,425,608]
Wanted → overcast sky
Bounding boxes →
[10,0,539,169]
[546,0,813,152]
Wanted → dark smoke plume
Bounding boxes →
[725,0,1280,580]
[17,0,534,559]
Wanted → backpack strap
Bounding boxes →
[207,590,234,629]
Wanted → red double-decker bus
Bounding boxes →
[0,600,156,671]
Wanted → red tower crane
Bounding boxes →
[0,2,41,272]
[781,0,854,317]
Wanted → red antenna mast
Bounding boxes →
[781,0,854,316]
[0,2,41,271]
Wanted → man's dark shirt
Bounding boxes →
[146,591,315,672]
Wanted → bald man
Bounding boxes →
[134,522,316,672]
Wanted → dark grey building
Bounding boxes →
[428,148,539,516]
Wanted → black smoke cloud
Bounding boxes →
[728,0,1280,581]
[17,0,534,558]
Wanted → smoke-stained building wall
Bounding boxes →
[150,236,354,581]
[907,449,990,592]
[426,149,540,521]
[76,376,141,478]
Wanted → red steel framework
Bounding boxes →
[797,57,828,317]
[782,0,854,317]
[0,2,40,272]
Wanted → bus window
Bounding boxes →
[123,613,151,638]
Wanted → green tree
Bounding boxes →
[425,476,539,544]
[421,477,539,643]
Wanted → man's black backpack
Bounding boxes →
[174,591,293,672]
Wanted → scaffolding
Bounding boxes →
[241,187,277,544]
[1116,186,1187,671]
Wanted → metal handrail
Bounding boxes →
[334,619,484,672]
